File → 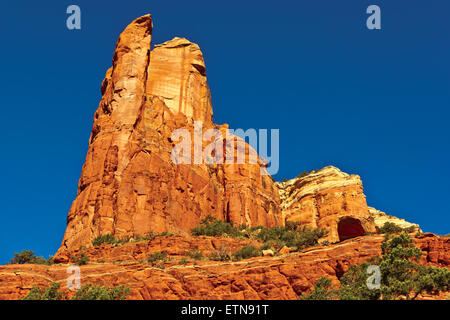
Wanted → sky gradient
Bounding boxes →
[0,0,449,263]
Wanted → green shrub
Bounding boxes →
[377,233,450,299]
[338,261,381,300]
[186,248,203,261]
[293,227,328,250]
[403,225,418,233]
[71,253,89,266]
[232,246,261,261]
[298,277,337,300]
[22,282,130,300]
[92,231,174,247]
[296,170,312,179]
[147,251,168,266]
[22,282,63,300]
[209,247,231,261]
[71,284,129,300]
[376,222,401,234]
[92,234,118,246]
[9,250,52,265]
[189,217,327,252]
[238,224,248,231]
[259,243,272,251]
[191,215,242,238]
[178,257,188,265]
[132,231,173,242]
[156,231,174,237]
[131,234,152,242]
[302,233,450,300]
[255,225,327,251]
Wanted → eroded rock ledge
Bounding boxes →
[1,234,448,300]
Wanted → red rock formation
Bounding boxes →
[1,235,448,300]
[58,14,282,254]
[1,14,446,302]
[146,37,213,126]
[276,166,377,243]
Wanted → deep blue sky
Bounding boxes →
[0,0,449,263]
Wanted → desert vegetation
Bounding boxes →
[91,231,174,247]
[186,248,204,261]
[208,246,231,261]
[146,251,168,269]
[190,215,244,238]
[191,216,328,255]
[231,245,261,261]
[22,282,129,300]
[8,250,53,265]
[299,233,450,300]
[70,253,89,266]
[376,222,417,235]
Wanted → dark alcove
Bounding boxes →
[338,217,365,241]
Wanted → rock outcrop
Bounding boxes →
[146,37,213,126]
[369,207,421,231]
[2,234,449,300]
[57,14,424,258]
[58,14,282,254]
[276,166,377,243]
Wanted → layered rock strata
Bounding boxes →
[276,166,377,243]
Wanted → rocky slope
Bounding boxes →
[1,234,448,300]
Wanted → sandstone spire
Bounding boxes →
[147,37,213,126]
[58,15,282,252]
[58,14,392,254]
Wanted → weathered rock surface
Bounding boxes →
[58,14,282,254]
[276,166,377,243]
[146,37,213,126]
[54,235,263,264]
[1,235,449,300]
[369,207,421,231]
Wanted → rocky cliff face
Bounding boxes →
[58,14,281,253]
[276,166,377,243]
[146,37,213,126]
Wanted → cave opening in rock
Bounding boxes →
[338,217,365,241]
